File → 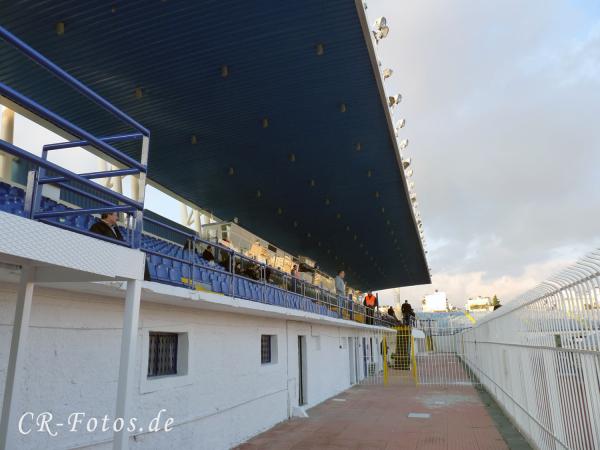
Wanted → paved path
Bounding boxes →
[236,382,527,450]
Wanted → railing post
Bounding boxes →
[0,107,15,181]
[132,135,149,250]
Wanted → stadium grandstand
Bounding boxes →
[3,3,600,450]
[0,2,431,449]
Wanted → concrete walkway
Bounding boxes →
[235,382,530,450]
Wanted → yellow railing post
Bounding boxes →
[383,335,388,386]
[411,334,418,386]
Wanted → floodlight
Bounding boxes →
[402,158,411,169]
[388,94,402,107]
[383,68,393,79]
[399,139,409,150]
[373,17,389,41]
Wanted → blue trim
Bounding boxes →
[42,133,143,152]
[0,82,147,173]
[39,168,140,185]
[0,25,149,136]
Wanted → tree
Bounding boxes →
[492,295,501,310]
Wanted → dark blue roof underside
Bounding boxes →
[0,0,429,290]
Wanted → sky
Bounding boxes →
[371,0,600,308]
[3,1,600,310]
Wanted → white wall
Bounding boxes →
[0,282,380,450]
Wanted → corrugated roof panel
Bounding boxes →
[0,0,429,289]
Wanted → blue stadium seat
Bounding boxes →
[147,261,157,279]
[169,267,182,285]
[156,264,169,281]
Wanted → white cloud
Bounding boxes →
[366,0,600,303]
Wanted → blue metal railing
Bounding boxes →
[0,25,149,248]
[142,217,395,327]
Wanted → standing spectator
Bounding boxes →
[401,300,415,326]
[291,264,300,278]
[387,306,399,323]
[335,270,346,297]
[202,245,215,262]
[364,290,378,325]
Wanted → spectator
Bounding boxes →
[89,212,150,281]
[219,251,231,271]
[364,290,378,325]
[387,306,399,323]
[89,212,123,241]
[335,270,346,297]
[202,245,215,262]
[401,300,415,326]
[291,264,300,278]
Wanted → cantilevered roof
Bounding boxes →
[0,0,429,290]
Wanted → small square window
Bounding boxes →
[148,332,178,377]
[261,335,272,364]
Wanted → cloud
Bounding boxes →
[369,0,600,303]
[377,254,575,309]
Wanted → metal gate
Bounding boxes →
[354,315,479,387]
[412,317,478,386]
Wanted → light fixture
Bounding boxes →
[191,135,198,145]
[262,117,269,128]
[399,139,409,150]
[56,22,65,36]
[228,167,235,176]
[405,168,413,177]
[410,192,417,202]
[373,17,389,42]
[402,158,411,169]
[383,68,393,79]
[221,65,229,78]
[316,43,324,56]
[340,103,347,113]
[394,119,406,136]
[388,94,402,107]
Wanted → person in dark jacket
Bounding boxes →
[202,245,215,262]
[89,212,123,241]
[89,212,151,281]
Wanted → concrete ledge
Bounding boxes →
[0,211,145,281]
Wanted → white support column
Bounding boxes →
[113,279,142,450]
[130,175,140,202]
[0,108,15,181]
[0,266,35,450]
[192,209,201,233]
[180,203,188,226]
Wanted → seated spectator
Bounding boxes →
[387,306,400,324]
[89,212,123,241]
[219,252,231,271]
[89,212,151,281]
[202,245,215,262]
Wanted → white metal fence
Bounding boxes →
[462,249,600,450]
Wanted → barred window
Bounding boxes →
[148,332,178,377]
[261,335,272,364]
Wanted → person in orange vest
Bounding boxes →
[363,290,378,325]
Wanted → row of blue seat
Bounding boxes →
[0,181,343,320]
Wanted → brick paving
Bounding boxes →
[235,381,513,450]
